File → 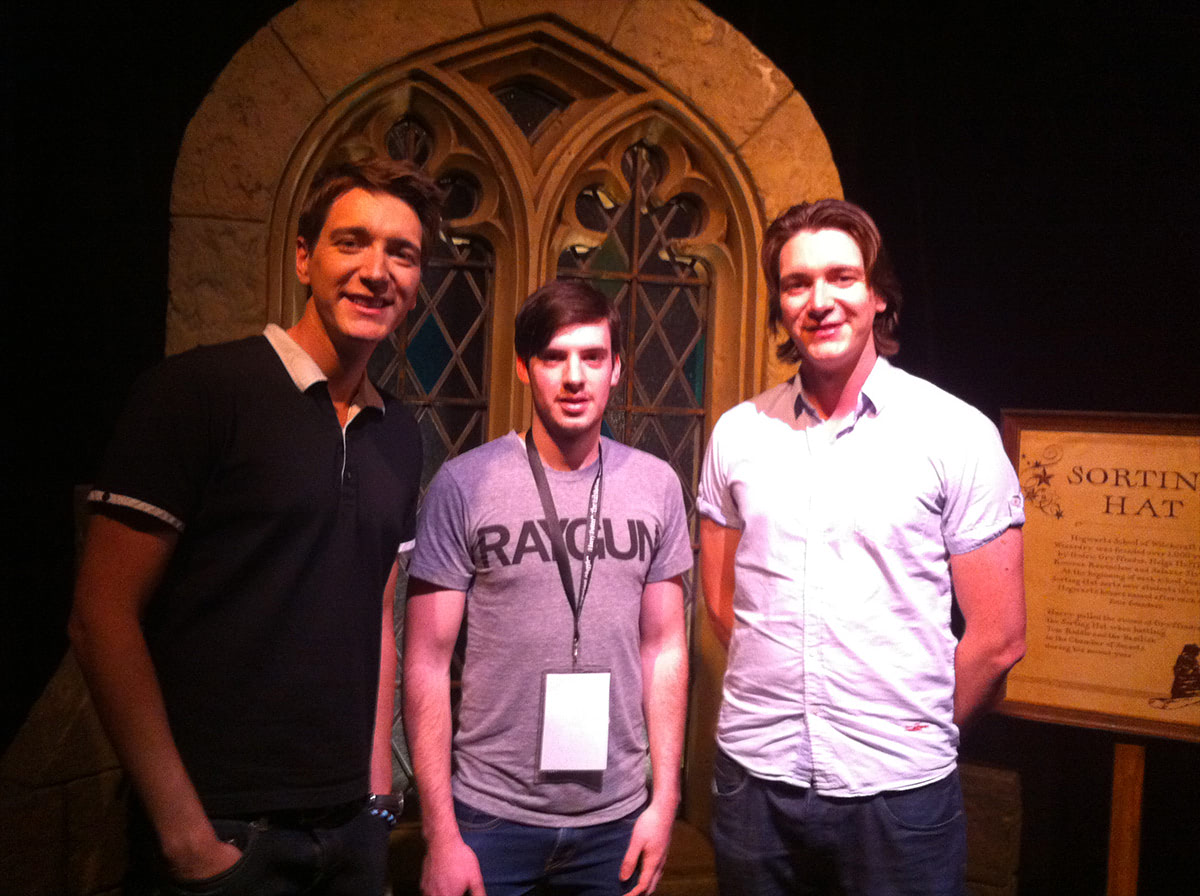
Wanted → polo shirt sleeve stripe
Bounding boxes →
[87,489,185,532]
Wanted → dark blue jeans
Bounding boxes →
[455,799,639,896]
[710,751,966,896]
[126,801,390,896]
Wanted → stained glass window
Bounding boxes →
[557,143,709,538]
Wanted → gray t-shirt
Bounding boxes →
[409,432,694,826]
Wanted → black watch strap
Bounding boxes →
[366,793,402,829]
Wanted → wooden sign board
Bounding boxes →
[1000,411,1200,743]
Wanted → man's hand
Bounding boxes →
[420,835,486,896]
[619,800,675,896]
[164,829,242,883]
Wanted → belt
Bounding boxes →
[229,797,366,829]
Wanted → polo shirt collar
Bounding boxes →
[263,324,385,413]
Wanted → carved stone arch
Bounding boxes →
[170,0,841,400]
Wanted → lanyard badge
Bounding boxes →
[525,433,611,773]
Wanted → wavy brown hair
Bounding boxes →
[762,199,902,363]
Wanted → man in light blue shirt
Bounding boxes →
[698,199,1026,896]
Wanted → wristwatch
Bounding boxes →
[366,793,403,829]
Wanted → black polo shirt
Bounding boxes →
[90,331,421,814]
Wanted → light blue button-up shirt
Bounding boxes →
[698,359,1024,796]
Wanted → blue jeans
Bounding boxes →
[455,799,639,896]
[126,801,390,895]
[710,751,966,896]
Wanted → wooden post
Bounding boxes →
[1106,741,1145,896]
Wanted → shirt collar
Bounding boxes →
[858,356,896,415]
[789,357,892,432]
[263,324,384,413]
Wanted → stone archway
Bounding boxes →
[168,0,840,394]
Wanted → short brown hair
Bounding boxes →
[297,157,444,259]
[514,280,623,364]
[762,199,902,362]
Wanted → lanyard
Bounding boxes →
[525,432,603,667]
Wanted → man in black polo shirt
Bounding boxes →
[70,157,442,895]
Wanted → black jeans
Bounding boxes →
[126,800,391,896]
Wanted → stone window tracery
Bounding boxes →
[557,142,710,533]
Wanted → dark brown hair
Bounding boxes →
[514,280,623,364]
[762,199,902,362]
[297,157,444,258]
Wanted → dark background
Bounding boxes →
[4,1,1197,892]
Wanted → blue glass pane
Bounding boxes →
[407,317,453,395]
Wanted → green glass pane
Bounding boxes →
[590,232,630,274]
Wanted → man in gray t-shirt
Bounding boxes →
[404,280,693,896]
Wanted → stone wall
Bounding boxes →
[0,653,124,896]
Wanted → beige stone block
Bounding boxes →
[613,0,793,148]
[172,26,325,220]
[740,91,843,220]
[66,770,128,895]
[962,762,1022,890]
[0,652,119,793]
[0,787,66,896]
[272,0,482,100]
[478,0,635,41]
[167,218,269,355]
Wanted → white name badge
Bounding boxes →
[537,671,611,772]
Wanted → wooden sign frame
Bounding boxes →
[999,410,1200,744]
